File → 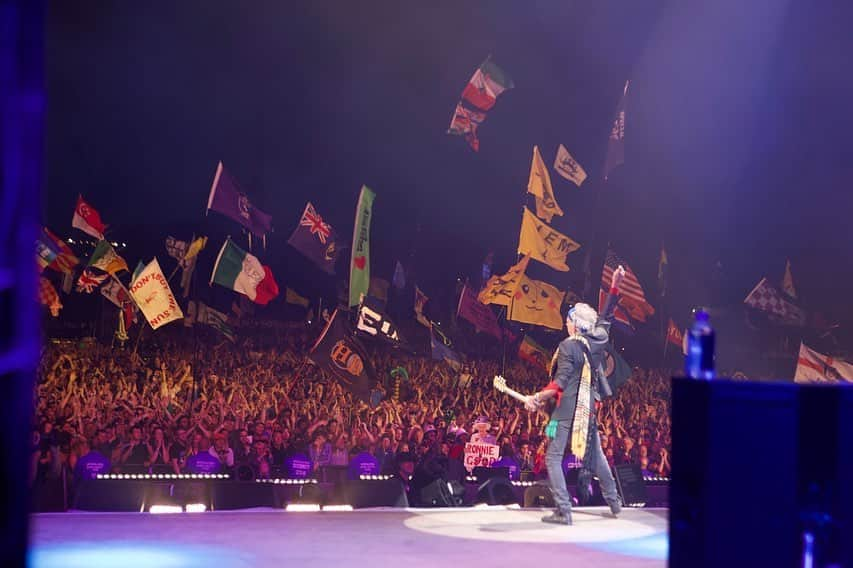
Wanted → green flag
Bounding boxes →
[349,185,375,307]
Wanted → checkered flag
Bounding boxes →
[744,277,806,325]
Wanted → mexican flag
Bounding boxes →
[349,185,375,307]
[210,238,279,305]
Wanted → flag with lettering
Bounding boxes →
[666,318,683,347]
[287,202,339,275]
[457,284,503,340]
[206,161,272,238]
[71,195,106,240]
[517,207,581,272]
[357,295,406,347]
[553,144,587,187]
[478,255,530,306]
[349,186,375,307]
[527,145,563,223]
[309,309,375,402]
[603,81,628,180]
[508,275,566,330]
[129,258,184,330]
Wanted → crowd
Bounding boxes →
[32,327,672,492]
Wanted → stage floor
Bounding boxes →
[30,506,668,567]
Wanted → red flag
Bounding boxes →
[71,195,107,239]
[666,318,684,347]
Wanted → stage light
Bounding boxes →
[185,503,207,513]
[322,505,353,512]
[149,505,182,514]
[285,504,321,512]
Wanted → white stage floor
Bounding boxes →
[30,506,668,567]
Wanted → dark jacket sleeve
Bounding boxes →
[552,339,580,391]
[594,290,619,341]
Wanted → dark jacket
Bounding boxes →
[550,292,618,421]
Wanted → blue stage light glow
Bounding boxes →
[30,542,252,568]
[582,533,668,560]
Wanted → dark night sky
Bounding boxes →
[44,1,853,366]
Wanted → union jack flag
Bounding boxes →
[299,202,332,244]
[76,268,108,293]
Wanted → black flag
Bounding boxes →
[309,309,374,401]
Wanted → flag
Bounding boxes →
[100,276,131,309]
[481,251,494,287]
[600,249,654,327]
[658,245,668,297]
[349,186,375,307]
[478,255,530,306]
[518,335,549,370]
[309,309,375,401]
[287,202,339,275]
[36,228,60,271]
[744,277,806,325]
[666,318,683,347]
[76,268,108,293]
[461,58,515,111]
[604,81,628,180]
[457,284,503,340]
[392,261,406,290]
[794,343,853,383]
[43,228,79,274]
[87,240,129,275]
[206,161,272,238]
[131,261,144,282]
[357,296,406,347]
[71,194,106,239]
[782,259,796,299]
[184,236,208,264]
[210,238,280,305]
[517,207,581,272]
[286,287,310,308]
[180,255,197,298]
[431,325,462,370]
[602,343,632,391]
[553,144,587,187]
[368,277,390,303]
[197,302,236,342]
[527,145,563,223]
[165,236,189,264]
[38,277,62,317]
[414,285,431,327]
[508,274,566,330]
[129,258,184,330]
[447,102,486,152]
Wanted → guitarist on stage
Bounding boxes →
[524,265,626,525]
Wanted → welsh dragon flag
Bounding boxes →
[210,238,279,305]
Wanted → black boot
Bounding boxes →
[541,510,572,525]
[606,497,622,517]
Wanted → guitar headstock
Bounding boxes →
[493,375,508,393]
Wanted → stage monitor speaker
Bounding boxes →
[613,464,648,506]
[523,482,554,508]
[670,378,853,568]
[342,479,408,509]
[473,466,509,480]
[476,477,518,506]
[420,479,465,507]
[73,480,145,511]
[210,481,274,510]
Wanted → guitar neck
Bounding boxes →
[500,385,528,405]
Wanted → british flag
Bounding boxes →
[76,268,108,293]
[299,202,332,244]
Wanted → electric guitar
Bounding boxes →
[493,375,555,416]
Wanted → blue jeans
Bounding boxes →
[545,417,619,515]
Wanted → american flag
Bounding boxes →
[299,202,332,244]
[599,249,654,327]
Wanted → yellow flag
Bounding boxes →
[286,287,310,307]
[478,255,530,306]
[184,236,208,262]
[517,207,581,272]
[508,275,565,330]
[527,145,563,223]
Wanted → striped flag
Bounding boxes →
[599,249,654,328]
